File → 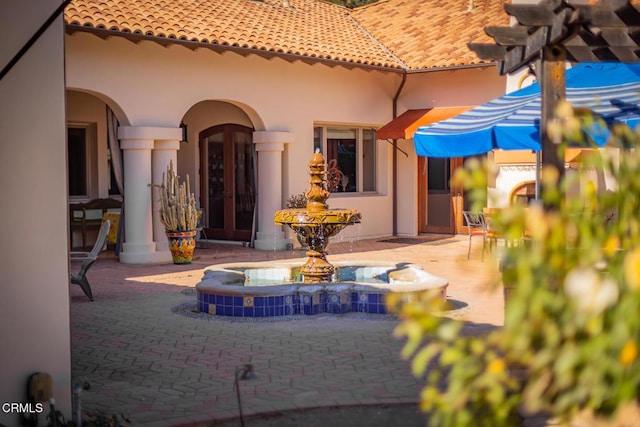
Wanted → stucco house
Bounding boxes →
[63,0,511,265]
[3,0,519,420]
[2,0,634,421]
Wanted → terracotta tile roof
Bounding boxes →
[64,0,512,71]
[64,0,404,69]
[351,0,510,70]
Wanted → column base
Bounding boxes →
[150,249,173,264]
[155,238,169,252]
[253,231,290,251]
[119,242,166,264]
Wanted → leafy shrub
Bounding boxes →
[388,101,640,426]
[286,193,307,209]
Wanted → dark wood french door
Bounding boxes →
[199,124,255,241]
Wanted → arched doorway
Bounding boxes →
[199,124,255,241]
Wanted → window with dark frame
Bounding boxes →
[67,127,88,197]
[314,125,376,194]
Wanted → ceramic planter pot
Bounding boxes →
[166,230,197,264]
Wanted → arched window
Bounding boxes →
[510,181,536,206]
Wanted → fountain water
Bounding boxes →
[195,152,449,317]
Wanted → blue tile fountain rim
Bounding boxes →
[195,260,448,318]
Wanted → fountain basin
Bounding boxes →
[195,260,448,317]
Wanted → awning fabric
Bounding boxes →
[377,107,473,140]
[414,62,640,158]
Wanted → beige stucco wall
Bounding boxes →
[0,1,72,423]
[394,67,507,235]
[65,33,511,242]
[399,66,506,110]
[65,32,398,240]
[180,101,254,188]
[67,91,111,200]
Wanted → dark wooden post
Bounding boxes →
[540,45,566,209]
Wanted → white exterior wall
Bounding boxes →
[64,34,510,244]
[493,162,611,208]
[66,91,110,200]
[394,138,419,236]
[492,164,538,207]
[395,67,507,235]
[0,1,72,423]
[65,33,397,242]
[399,67,506,111]
[179,101,254,190]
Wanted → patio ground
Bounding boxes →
[69,234,553,426]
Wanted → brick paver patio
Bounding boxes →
[70,235,503,426]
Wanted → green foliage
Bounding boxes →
[389,101,640,425]
[286,192,308,208]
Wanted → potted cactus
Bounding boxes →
[158,161,198,264]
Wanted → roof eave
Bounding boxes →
[65,25,405,74]
[406,62,498,74]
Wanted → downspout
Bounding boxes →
[347,13,409,237]
[391,71,407,236]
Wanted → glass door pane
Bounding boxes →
[427,157,451,228]
[362,129,376,192]
[207,132,225,230]
[233,131,254,231]
[68,127,88,197]
[327,128,357,193]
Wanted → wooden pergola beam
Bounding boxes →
[467,43,507,60]
[485,26,530,45]
[573,3,630,27]
[540,45,567,210]
[466,0,640,210]
[472,0,640,75]
[504,1,562,26]
[600,27,638,46]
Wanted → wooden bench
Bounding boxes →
[70,198,122,250]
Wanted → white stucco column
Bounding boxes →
[118,126,182,264]
[253,131,293,250]
[153,137,181,262]
[118,129,155,264]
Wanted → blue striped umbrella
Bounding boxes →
[414,62,640,158]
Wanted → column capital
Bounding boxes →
[254,142,285,152]
[253,131,294,150]
[120,138,154,150]
[154,140,181,151]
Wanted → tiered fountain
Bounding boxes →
[273,150,361,283]
[195,152,448,317]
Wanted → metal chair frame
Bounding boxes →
[462,211,487,261]
[196,209,209,249]
[70,220,110,301]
